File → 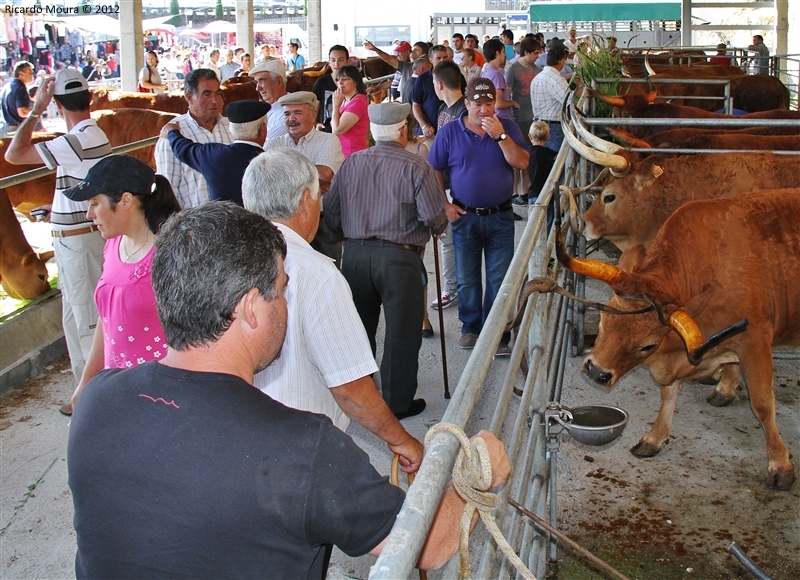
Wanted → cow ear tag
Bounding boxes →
[652,165,664,179]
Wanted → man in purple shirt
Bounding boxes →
[480,38,518,120]
[428,78,529,355]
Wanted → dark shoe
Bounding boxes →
[512,195,529,206]
[59,402,73,416]
[458,332,478,349]
[393,398,427,420]
[513,212,523,221]
[422,326,434,338]
[495,342,512,357]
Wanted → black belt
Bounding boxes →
[452,198,513,216]
[347,238,424,256]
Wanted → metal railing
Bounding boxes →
[371,141,578,578]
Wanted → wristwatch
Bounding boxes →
[494,133,507,142]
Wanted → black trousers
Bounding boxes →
[342,240,424,413]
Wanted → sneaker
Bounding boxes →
[430,291,457,310]
[512,195,529,206]
[458,332,478,349]
[495,343,512,357]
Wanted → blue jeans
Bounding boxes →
[544,121,563,153]
[451,210,515,341]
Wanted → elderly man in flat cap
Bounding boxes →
[159,100,269,206]
[265,91,344,264]
[324,102,447,420]
[249,58,288,143]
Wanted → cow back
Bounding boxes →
[92,108,178,169]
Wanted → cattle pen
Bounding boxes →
[2,89,799,580]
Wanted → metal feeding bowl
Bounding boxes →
[563,405,629,446]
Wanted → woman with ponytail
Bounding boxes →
[62,155,181,412]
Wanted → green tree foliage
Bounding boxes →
[169,0,180,16]
[215,0,223,20]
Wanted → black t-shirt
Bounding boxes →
[436,102,467,190]
[528,144,557,198]
[312,74,337,133]
[68,362,405,579]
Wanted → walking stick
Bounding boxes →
[431,234,450,399]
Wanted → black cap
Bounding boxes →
[226,100,271,123]
[63,155,156,201]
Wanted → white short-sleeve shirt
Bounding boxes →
[253,223,378,431]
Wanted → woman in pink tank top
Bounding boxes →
[63,155,180,411]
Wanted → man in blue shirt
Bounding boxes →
[428,78,529,355]
[160,100,269,206]
[0,61,35,136]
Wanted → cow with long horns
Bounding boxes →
[562,105,800,251]
[557,188,800,489]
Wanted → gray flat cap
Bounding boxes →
[278,91,318,107]
[250,58,286,77]
[368,102,411,125]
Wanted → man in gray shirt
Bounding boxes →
[324,102,446,419]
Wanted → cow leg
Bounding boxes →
[706,364,739,407]
[631,379,682,457]
[740,346,795,490]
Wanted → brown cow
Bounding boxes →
[608,128,800,151]
[592,90,800,137]
[89,83,258,116]
[557,189,800,489]
[608,124,800,149]
[563,114,800,252]
[0,189,53,299]
[3,109,177,218]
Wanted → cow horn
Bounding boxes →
[588,87,628,109]
[645,90,658,104]
[556,224,636,291]
[644,53,657,77]
[562,115,631,175]
[606,127,651,148]
[667,310,704,358]
[571,103,625,155]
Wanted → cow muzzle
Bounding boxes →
[583,358,615,387]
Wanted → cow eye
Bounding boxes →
[38,274,46,281]
[639,344,656,353]
[603,194,616,204]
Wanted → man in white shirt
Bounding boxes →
[530,45,570,152]
[204,49,221,79]
[242,148,424,473]
[249,58,289,143]
[265,91,344,264]
[155,69,232,208]
[5,70,112,413]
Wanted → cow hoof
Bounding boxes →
[630,440,662,457]
[706,390,735,407]
[766,469,795,490]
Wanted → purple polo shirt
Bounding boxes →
[480,64,513,120]
[428,114,528,208]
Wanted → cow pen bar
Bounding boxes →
[0,136,160,190]
[371,143,574,579]
[582,118,800,128]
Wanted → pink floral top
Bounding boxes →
[338,93,369,157]
[95,237,168,369]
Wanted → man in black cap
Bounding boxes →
[324,102,447,420]
[159,100,269,206]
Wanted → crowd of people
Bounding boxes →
[0,27,776,576]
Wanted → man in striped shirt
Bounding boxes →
[324,102,447,420]
[5,69,112,413]
[155,69,232,208]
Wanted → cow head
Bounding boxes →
[0,251,53,300]
[556,228,746,386]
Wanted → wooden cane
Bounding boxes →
[431,234,451,399]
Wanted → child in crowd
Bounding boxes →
[527,120,558,227]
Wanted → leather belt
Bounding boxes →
[347,238,424,256]
[52,225,100,238]
[452,198,513,216]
